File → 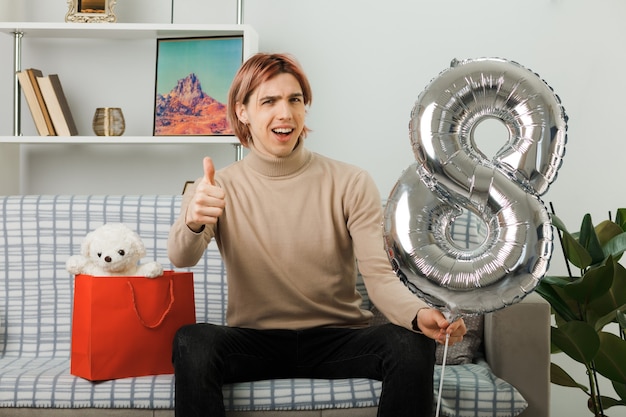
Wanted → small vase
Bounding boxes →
[92,107,125,136]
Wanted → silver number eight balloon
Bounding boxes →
[383,57,568,319]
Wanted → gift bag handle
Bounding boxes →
[127,278,175,329]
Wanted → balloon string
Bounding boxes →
[435,333,450,417]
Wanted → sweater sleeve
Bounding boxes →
[347,170,429,331]
[167,179,216,268]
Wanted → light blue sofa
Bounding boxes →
[0,195,550,417]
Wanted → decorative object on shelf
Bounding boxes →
[92,107,125,136]
[181,180,194,194]
[65,0,117,23]
[16,68,56,136]
[153,36,243,136]
[37,74,79,136]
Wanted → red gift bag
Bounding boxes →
[70,271,196,381]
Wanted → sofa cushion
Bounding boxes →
[435,360,528,417]
[435,314,484,365]
[0,358,526,417]
[369,309,525,416]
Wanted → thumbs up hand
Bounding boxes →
[185,157,226,232]
[203,155,216,185]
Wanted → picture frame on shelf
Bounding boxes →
[181,181,194,195]
[65,0,117,23]
[153,36,244,136]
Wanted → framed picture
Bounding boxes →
[181,180,195,195]
[154,36,244,136]
[65,0,117,23]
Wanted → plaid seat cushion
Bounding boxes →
[0,358,526,417]
[0,361,379,410]
[0,195,527,416]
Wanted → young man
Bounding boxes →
[168,53,466,417]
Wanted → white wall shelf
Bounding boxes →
[0,22,257,41]
[0,22,258,194]
[0,135,241,144]
[0,22,258,138]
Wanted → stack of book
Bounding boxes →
[17,68,79,136]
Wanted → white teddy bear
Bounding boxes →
[66,223,163,278]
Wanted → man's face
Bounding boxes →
[236,73,306,158]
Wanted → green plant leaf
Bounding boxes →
[550,214,581,263]
[589,262,626,322]
[550,362,588,391]
[589,395,624,411]
[536,278,580,322]
[550,342,562,354]
[551,214,569,233]
[594,332,626,384]
[561,230,593,269]
[599,211,626,262]
[616,209,626,232]
[563,258,614,305]
[603,232,626,261]
[613,381,626,405]
[618,309,626,329]
[541,275,575,287]
[596,220,624,247]
[551,322,599,364]
[579,214,606,266]
[593,307,625,332]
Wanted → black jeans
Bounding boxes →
[172,322,436,417]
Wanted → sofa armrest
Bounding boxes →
[484,292,551,417]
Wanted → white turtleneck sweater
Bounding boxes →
[167,141,427,330]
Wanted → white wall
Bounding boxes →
[1,0,625,415]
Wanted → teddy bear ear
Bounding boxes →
[136,237,147,258]
[80,230,95,256]
[130,231,147,258]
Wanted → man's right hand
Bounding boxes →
[185,157,226,232]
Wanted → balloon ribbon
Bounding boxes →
[435,333,450,417]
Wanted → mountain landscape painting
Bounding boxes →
[154,36,243,136]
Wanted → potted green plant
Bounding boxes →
[536,208,626,415]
